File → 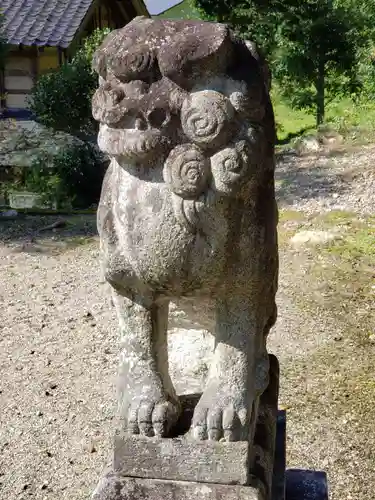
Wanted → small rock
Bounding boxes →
[48,382,57,390]
[37,410,43,417]
[22,484,29,491]
[84,311,93,319]
[368,334,375,344]
[297,135,320,152]
[41,483,48,490]
[334,336,342,342]
[45,390,51,396]
[291,230,342,247]
[85,439,97,453]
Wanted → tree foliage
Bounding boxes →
[29,28,111,138]
[273,2,359,125]
[193,0,280,54]
[194,0,368,126]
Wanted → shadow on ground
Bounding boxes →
[275,151,350,207]
[0,214,98,254]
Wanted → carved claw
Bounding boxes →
[192,396,250,442]
[127,399,180,438]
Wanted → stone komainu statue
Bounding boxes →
[92,16,278,450]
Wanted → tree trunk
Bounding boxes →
[316,56,325,127]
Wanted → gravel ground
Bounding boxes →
[0,146,374,500]
[276,145,375,215]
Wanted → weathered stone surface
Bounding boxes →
[167,328,213,395]
[0,120,85,168]
[92,474,265,500]
[114,434,250,485]
[93,14,278,446]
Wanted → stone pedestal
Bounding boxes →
[92,374,329,500]
[92,356,281,500]
[93,475,264,500]
[93,410,329,500]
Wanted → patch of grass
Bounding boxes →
[280,209,374,346]
[277,209,308,247]
[315,210,356,224]
[325,224,375,261]
[64,235,96,248]
[272,90,375,145]
[278,209,307,223]
[295,215,375,343]
[326,97,375,139]
[272,94,315,142]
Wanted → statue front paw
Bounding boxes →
[191,382,252,442]
[125,394,181,438]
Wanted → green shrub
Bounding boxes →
[27,29,111,207]
[25,144,107,209]
[29,58,97,138]
[29,28,111,139]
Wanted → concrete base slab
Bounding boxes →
[92,473,265,500]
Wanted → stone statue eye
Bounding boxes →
[147,108,169,128]
[108,87,125,105]
[120,109,147,130]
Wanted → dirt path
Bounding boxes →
[270,146,375,500]
[0,146,374,500]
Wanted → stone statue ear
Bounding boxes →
[157,23,233,89]
[244,40,271,92]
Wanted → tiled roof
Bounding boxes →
[1,0,94,48]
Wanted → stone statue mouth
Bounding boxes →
[98,124,170,160]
